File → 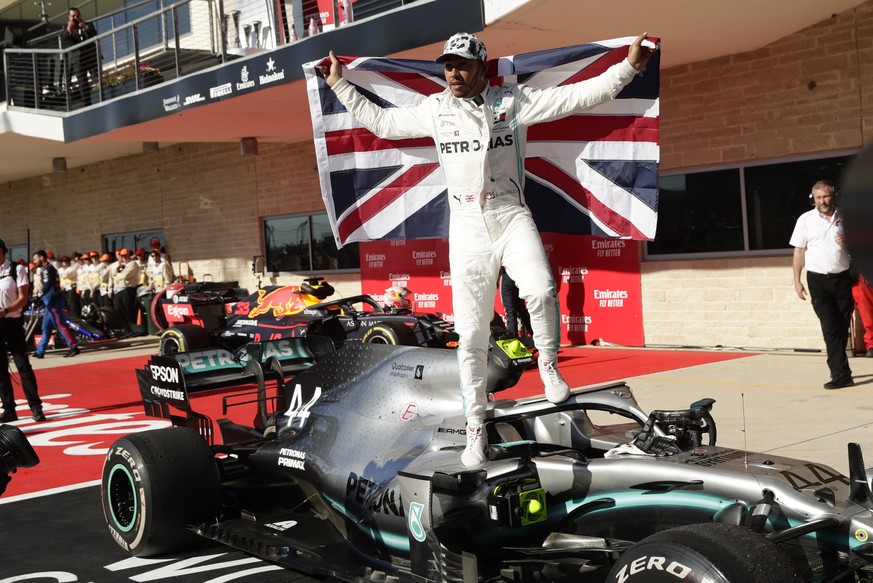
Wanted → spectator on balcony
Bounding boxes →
[64,7,99,106]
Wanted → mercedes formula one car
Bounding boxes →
[155,277,459,355]
[102,338,873,583]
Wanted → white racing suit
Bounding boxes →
[332,58,638,424]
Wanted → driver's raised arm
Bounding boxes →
[517,32,656,127]
[320,50,433,141]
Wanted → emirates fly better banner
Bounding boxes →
[360,235,643,347]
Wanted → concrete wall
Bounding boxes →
[641,257,822,350]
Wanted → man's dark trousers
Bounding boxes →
[807,270,855,380]
[0,317,41,413]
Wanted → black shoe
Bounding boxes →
[31,352,44,359]
[824,375,854,389]
[866,348,873,358]
[0,410,19,423]
[65,346,81,358]
[32,411,46,422]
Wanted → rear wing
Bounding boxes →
[135,335,334,442]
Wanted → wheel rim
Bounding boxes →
[107,464,138,532]
[367,334,391,344]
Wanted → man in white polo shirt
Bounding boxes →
[790,179,855,389]
[0,240,45,422]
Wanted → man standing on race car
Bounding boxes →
[321,33,656,466]
[32,249,80,359]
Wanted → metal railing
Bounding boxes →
[25,0,174,50]
[4,0,224,111]
[2,0,419,112]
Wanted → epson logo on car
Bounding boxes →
[149,364,179,384]
[166,304,192,318]
[614,556,707,583]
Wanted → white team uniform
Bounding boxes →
[332,58,639,424]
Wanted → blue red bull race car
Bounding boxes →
[153,277,462,356]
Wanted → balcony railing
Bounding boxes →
[2,0,419,112]
[4,0,225,111]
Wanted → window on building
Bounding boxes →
[104,230,165,255]
[264,213,359,274]
[646,169,744,256]
[744,157,851,251]
[646,153,855,258]
[7,244,28,263]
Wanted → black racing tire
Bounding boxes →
[362,320,419,346]
[101,427,221,557]
[98,306,127,334]
[606,523,800,583]
[158,324,213,355]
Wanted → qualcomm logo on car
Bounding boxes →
[259,57,286,85]
[237,65,256,91]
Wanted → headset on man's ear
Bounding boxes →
[809,182,840,206]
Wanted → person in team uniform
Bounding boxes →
[32,250,80,359]
[321,32,655,466]
[0,239,45,422]
[791,180,855,389]
[148,248,174,291]
[112,249,141,335]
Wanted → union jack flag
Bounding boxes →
[304,36,660,247]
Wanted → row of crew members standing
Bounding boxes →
[32,247,173,334]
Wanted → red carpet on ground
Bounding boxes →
[2,346,753,499]
[502,346,754,400]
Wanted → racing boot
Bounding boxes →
[539,360,570,403]
[461,423,487,467]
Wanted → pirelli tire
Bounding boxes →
[361,320,419,346]
[101,428,220,557]
[158,324,212,355]
[606,523,800,583]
